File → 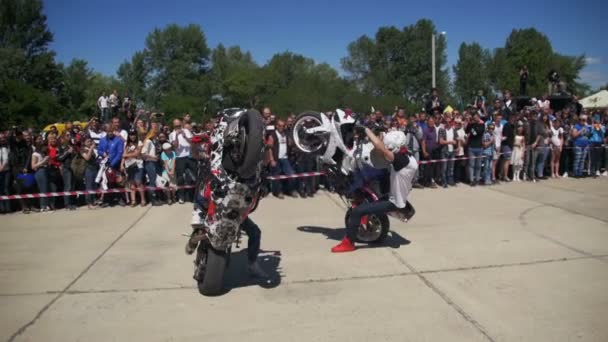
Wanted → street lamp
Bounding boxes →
[432,31,446,89]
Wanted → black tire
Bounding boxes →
[345,208,390,244]
[292,111,327,155]
[199,247,227,296]
[223,109,265,179]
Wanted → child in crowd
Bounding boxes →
[512,126,526,181]
[161,143,177,204]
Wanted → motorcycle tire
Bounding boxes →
[222,109,266,180]
[198,247,228,296]
[344,208,390,244]
[292,111,327,155]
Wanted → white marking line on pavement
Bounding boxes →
[6,206,153,342]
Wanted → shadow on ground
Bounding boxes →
[297,226,411,249]
[221,249,282,294]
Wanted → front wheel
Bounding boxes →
[198,247,228,296]
[292,111,327,155]
[344,208,390,244]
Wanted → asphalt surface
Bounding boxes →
[1,178,607,342]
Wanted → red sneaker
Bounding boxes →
[331,237,356,253]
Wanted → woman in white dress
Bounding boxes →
[550,119,564,178]
[511,126,526,181]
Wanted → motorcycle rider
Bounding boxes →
[331,126,418,253]
[186,110,268,278]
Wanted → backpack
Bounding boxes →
[71,154,87,180]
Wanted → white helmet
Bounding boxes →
[383,131,406,152]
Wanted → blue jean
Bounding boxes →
[271,159,295,194]
[535,146,549,178]
[240,217,261,262]
[574,146,589,176]
[441,150,455,185]
[0,171,10,212]
[85,166,98,205]
[101,108,110,123]
[35,169,49,208]
[468,148,483,183]
[62,168,73,207]
[144,161,158,199]
[483,151,493,184]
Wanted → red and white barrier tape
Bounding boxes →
[0,185,195,200]
[266,172,325,180]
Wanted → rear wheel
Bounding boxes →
[345,208,390,244]
[292,111,327,155]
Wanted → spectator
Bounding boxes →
[466,113,485,186]
[503,91,517,119]
[537,94,551,111]
[98,126,125,207]
[535,114,551,179]
[421,117,440,188]
[109,90,119,116]
[56,134,76,210]
[111,117,128,141]
[267,119,297,198]
[10,130,35,213]
[46,135,61,210]
[122,130,146,207]
[425,88,444,115]
[32,144,52,212]
[97,92,110,123]
[404,117,423,188]
[183,113,192,125]
[500,114,516,182]
[142,128,161,205]
[589,118,606,177]
[520,66,529,96]
[550,119,564,178]
[169,118,195,204]
[161,142,177,205]
[438,117,456,187]
[523,113,538,181]
[489,112,504,183]
[512,125,526,181]
[453,118,467,183]
[81,137,99,209]
[571,115,590,178]
[87,118,105,145]
[482,124,496,185]
[474,90,487,119]
[0,133,9,214]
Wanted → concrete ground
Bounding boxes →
[1,178,607,342]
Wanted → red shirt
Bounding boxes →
[48,145,61,168]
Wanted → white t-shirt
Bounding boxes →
[276,131,288,159]
[169,129,193,158]
[538,99,550,110]
[88,129,106,145]
[98,96,108,108]
[444,127,455,153]
[493,123,503,149]
[109,94,118,107]
[141,139,156,159]
[455,128,466,156]
[550,126,563,147]
[389,154,418,209]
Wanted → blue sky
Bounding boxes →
[44,0,607,89]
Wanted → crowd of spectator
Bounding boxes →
[0,89,607,215]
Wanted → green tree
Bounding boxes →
[61,59,94,116]
[489,28,587,96]
[0,0,64,127]
[117,51,148,104]
[453,42,491,105]
[341,19,449,104]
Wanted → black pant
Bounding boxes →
[240,217,261,262]
[423,148,442,185]
[0,171,10,212]
[175,157,196,202]
[590,143,603,175]
[296,156,315,195]
[520,81,527,96]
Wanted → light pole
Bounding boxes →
[432,31,446,89]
